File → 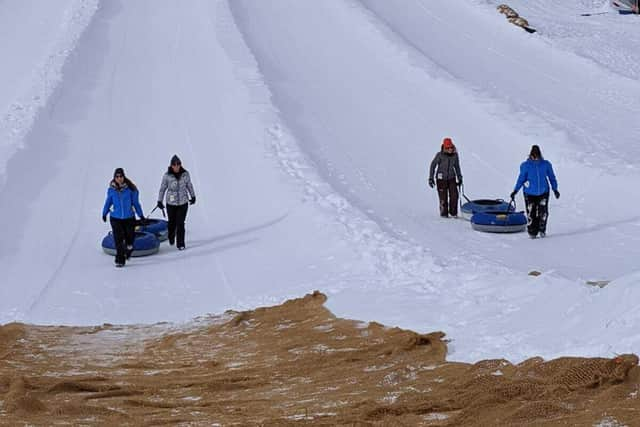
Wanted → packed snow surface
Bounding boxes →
[1,0,639,362]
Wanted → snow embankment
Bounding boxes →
[0,0,99,186]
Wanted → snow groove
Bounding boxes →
[0,0,100,187]
[265,124,441,292]
[220,0,452,293]
[226,0,529,287]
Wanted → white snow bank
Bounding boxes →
[0,0,99,186]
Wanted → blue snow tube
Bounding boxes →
[102,231,160,256]
[135,218,168,241]
[461,199,513,220]
[470,211,527,233]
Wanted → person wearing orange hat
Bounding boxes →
[429,137,463,218]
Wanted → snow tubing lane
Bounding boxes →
[470,211,527,233]
[135,218,168,241]
[102,231,160,257]
[461,199,513,220]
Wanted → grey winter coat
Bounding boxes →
[158,167,196,206]
[429,151,462,182]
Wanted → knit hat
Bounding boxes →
[442,138,454,149]
[170,154,181,165]
[113,167,125,178]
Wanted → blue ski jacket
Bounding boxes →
[102,182,144,220]
[513,159,558,196]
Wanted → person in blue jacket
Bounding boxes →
[102,168,145,267]
[510,145,559,239]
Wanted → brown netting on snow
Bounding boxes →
[0,292,638,426]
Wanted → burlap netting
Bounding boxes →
[0,291,638,425]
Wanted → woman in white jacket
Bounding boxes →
[157,155,196,250]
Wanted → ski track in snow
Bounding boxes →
[25,163,90,317]
[0,0,100,318]
[220,1,444,297]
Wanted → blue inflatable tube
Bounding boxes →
[102,231,160,257]
[461,199,513,220]
[135,218,168,241]
[470,211,527,233]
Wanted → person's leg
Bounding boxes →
[110,218,126,265]
[176,203,189,248]
[124,217,136,259]
[436,180,449,217]
[525,194,541,237]
[538,192,550,236]
[167,204,177,245]
[448,179,459,217]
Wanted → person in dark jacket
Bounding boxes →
[102,168,145,267]
[510,145,559,239]
[156,155,196,250]
[429,137,463,218]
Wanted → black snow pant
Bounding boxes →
[110,217,136,265]
[524,192,549,237]
[437,178,459,217]
[167,203,189,247]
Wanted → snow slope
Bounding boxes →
[0,0,378,325]
[231,0,640,281]
[1,0,640,362]
[228,0,640,359]
[0,0,99,183]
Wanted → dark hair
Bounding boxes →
[529,145,543,160]
[124,178,138,192]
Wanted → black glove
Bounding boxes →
[189,196,196,205]
[510,191,517,200]
[428,178,435,188]
[554,190,560,199]
[139,215,145,221]
[457,177,463,186]
[102,214,107,223]
[157,201,164,210]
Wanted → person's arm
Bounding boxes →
[546,161,558,192]
[157,174,168,203]
[185,171,195,199]
[454,154,462,183]
[513,162,528,193]
[102,189,113,218]
[132,190,144,218]
[429,153,440,181]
